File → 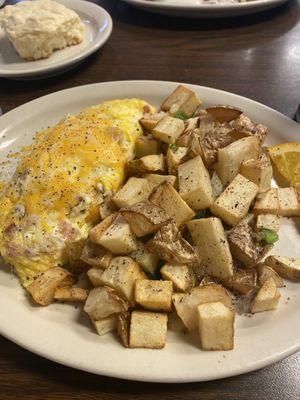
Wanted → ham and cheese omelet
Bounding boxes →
[0,99,151,286]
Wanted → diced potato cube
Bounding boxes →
[98,218,137,255]
[135,279,173,311]
[253,188,279,215]
[80,240,112,269]
[135,136,161,158]
[87,268,104,287]
[98,257,147,306]
[265,255,300,282]
[172,284,232,331]
[99,197,118,219]
[218,136,260,185]
[89,214,116,244]
[257,263,284,287]
[152,115,185,144]
[92,315,117,336]
[178,155,214,210]
[211,174,259,226]
[129,311,168,349]
[211,171,224,199]
[112,177,152,209]
[224,269,257,295]
[166,146,188,175]
[161,85,202,117]
[117,312,131,347]
[128,154,165,174]
[277,187,300,217]
[27,267,70,306]
[131,243,159,275]
[198,302,234,350]
[150,182,195,227]
[139,112,165,131]
[187,217,233,280]
[54,287,88,302]
[250,277,281,313]
[206,106,242,123]
[145,173,177,190]
[84,286,129,320]
[240,155,273,193]
[256,214,281,233]
[161,263,195,293]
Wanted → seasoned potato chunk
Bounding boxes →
[211,174,259,226]
[140,112,165,131]
[128,154,165,174]
[89,214,116,244]
[87,268,104,287]
[84,286,129,320]
[161,263,195,293]
[166,146,188,175]
[172,284,232,331]
[255,214,281,233]
[187,217,233,281]
[240,153,273,193]
[178,156,214,210]
[135,279,173,312]
[224,269,257,295]
[27,267,70,306]
[112,177,152,209]
[152,115,185,144]
[150,182,195,227]
[54,287,88,302]
[129,311,168,349]
[80,240,112,269]
[257,263,284,287]
[250,278,281,313]
[121,201,171,237]
[265,255,300,282]
[211,171,224,199]
[277,187,300,217]
[198,302,234,351]
[253,188,280,215]
[92,315,117,336]
[117,312,131,347]
[98,218,138,255]
[161,85,202,117]
[99,196,118,219]
[135,135,161,158]
[98,257,147,306]
[206,105,242,123]
[145,174,177,190]
[217,136,260,185]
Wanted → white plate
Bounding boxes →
[0,80,299,383]
[0,0,112,79]
[121,0,289,18]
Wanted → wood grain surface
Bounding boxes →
[0,0,300,398]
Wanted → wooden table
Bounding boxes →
[0,0,299,399]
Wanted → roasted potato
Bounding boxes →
[250,277,281,313]
[257,263,284,288]
[161,263,195,293]
[128,154,165,175]
[265,255,300,282]
[135,136,161,158]
[224,269,257,295]
[112,177,152,209]
[161,85,202,117]
[152,115,185,144]
[135,279,173,312]
[92,315,118,336]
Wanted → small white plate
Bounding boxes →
[0,81,299,383]
[121,0,289,18]
[0,0,112,79]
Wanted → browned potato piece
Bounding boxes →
[161,263,195,293]
[257,263,284,287]
[255,214,282,233]
[135,279,173,312]
[139,112,165,131]
[152,115,185,144]
[84,286,129,321]
[206,105,242,123]
[112,177,152,209]
[92,315,118,336]
[128,154,165,174]
[232,115,269,143]
[117,312,131,347]
[253,188,280,215]
[161,85,202,117]
[240,153,273,193]
[99,196,118,219]
[198,302,235,351]
[129,311,168,349]
[172,284,232,331]
[54,287,88,302]
[250,278,281,313]
[89,214,116,244]
[27,267,70,306]
[147,221,199,264]
[121,201,171,237]
[224,269,257,295]
[150,182,195,227]
[145,174,177,190]
[80,240,112,269]
[131,242,160,275]
[135,136,161,158]
[211,174,259,226]
[166,146,188,175]
[87,268,104,287]
[265,256,300,282]
[277,188,300,217]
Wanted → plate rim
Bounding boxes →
[0,0,113,78]
[0,80,299,383]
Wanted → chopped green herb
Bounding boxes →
[175,111,189,120]
[195,209,207,219]
[260,228,279,244]
[168,143,178,152]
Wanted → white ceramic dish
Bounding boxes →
[0,80,299,383]
[0,0,112,79]
[121,0,289,18]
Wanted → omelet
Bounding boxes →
[0,98,152,286]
